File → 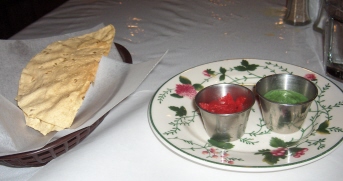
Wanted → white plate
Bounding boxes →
[148,59,343,172]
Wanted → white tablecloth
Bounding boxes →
[2,0,343,180]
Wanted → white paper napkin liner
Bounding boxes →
[0,52,166,156]
[0,21,167,156]
[0,24,114,155]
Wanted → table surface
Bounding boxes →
[2,0,343,180]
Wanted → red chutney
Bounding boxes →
[199,93,246,114]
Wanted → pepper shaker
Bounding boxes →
[284,0,312,25]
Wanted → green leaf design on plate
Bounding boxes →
[262,152,285,165]
[163,110,197,135]
[217,67,226,81]
[206,69,215,75]
[288,147,304,154]
[234,59,259,71]
[170,93,183,98]
[234,65,247,71]
[240,137,259,145]
[219,74,225,81]
[219,67,227,74]
[179,76,192,84]
[328,127,343,132]
[208,139,234,149]
[157,88,173,103]
[169,106,187,117]
[269,137,297,148]
[306,138,326,150]
[316,120,330,134]
[269,137,287,148]
[193,83,204,91]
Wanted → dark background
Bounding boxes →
[0,0,68,39]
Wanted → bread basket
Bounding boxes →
[0,43,132,167]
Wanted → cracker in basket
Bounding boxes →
[16,25,115,135]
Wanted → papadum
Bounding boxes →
[16,25,115,135]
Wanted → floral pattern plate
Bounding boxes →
[148,59,343,172]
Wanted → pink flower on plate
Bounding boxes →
[227,161,234,165]
[202,151,209,154]
[175,84,197,99]
[202,69,215,77]
[221,152,229,158]
[304,74,317,81]
[209,148,217,154]
[203,70,211,77]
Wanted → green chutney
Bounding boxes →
[264,89,308,104]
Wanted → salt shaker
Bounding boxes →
[284,0,311,25]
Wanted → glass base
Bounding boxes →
[326,64,343,82]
